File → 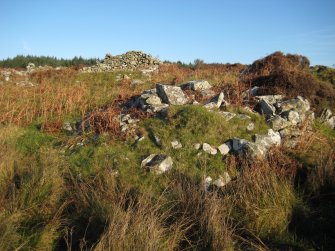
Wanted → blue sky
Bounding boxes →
[1,0,335,66]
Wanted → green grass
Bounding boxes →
[16,128,55,155]
[0,68,334,250]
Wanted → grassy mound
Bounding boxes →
[245,52,335,112]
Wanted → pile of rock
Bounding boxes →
[118,113,140,133]
[131,80,229,113]
[81,51,161,73]
[131,83,189,113]
[256,95,314,147]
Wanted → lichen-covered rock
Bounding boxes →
[255,95,284,105]
[259,98,276,117]
[137,89,168,112]
[254,129,281,152]
[279,127,301,138]
[141,154,173,174]
[281,110,301,125]
[156,84,188,105]
[268,115,292,131]
[279,96,310,114]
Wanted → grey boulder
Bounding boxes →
[156,84,188,105]
[141,154,173,174]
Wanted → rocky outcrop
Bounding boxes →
[81,51,161,73]
[254,95,314,147]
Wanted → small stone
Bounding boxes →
[218,111,236,121]
[236,114,251,120]
[131,79,144,85]
[218,142,232,155]
[324,116,335,129]
[193,143,201,150]
[204,176,213,190]
[135,135,145,142]
[62,122,73,132]
[247,122,255,131]
[320,108,332,121]
[121,124,128,132]
[213,172,232,187]
[202,143,217,155]
[171,140,182,149]
[141,154,173,174]
[151,134,161,147]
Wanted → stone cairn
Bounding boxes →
[81,51,161,73]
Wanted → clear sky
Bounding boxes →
[1,0,335,66]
